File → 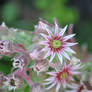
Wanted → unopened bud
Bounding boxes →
[33,59,48,75]
[13,55,28,69]
[30,47,45,60]
[0,40,12,55]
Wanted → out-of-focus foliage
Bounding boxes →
[2,3,19,24]
[35,0,78,25]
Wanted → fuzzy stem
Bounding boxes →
[14,69,33,87]
[14,43,27,51]
[21,70,33,87]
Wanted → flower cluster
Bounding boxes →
[0,19,91,92]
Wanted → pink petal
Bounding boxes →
[56,83,61,92]
[54,19,59,36]
[59,25,68,36]
[46,82,56,90]
[63,42,77,47]
[39,41,48,45]
[43,81,53,85]
[41,46,48,51]
[63,34,75,41]
[40,33,49,40]
[49,53,55,63]
[45,28,53,38]
[47,72,56,76]
[70,71,81,75]
[61,50,70,60]
[44,77,54,81]
[63,81,67,88]
[64,47,76,54]
[44,51,51,59]
[57,53,63,64]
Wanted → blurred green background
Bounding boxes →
[0,0,92,51]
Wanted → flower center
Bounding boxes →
[10,79,16,86]
[52,40,61,48]
[60,72,68,80]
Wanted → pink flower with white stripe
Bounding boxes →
[44,62,82,92]
[39,19,77,64]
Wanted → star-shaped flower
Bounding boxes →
[39,19,77,64]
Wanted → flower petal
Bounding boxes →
[45,27,53,38]
[47,72,56,76]
[46,82,56,90]
[40,33,49,40]
[61,50,70,60]
[70,71,81,75]
[44,51,51,59]
[41,46,48,51]
[59,25,68,36]
[57,53,63,65]
[44,77,54,81]
[56,83,61,92]
[49,53,55,63]
[63,42,77,47]
[42,81,53,85]
[39,41,48,45]
[64,47,76,54]
[54,19,59,36]
[63,34,75,41]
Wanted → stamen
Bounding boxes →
[60,72,68,80]
[52,40,61,48]
[10,79,16,86]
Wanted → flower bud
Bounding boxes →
[0,40,12,55]
[30,47,45,60]
[13,55,28,69]
[33,59,48,75]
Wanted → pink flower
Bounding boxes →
[39,19,77,64]
[44,62,82,92]
[3,74,23,91]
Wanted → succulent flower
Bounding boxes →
[39,19,77,64]
[0,40,12,55]
[32,59,48,75]
[44,62,82,92]
[3,74,23,91]
[13,55,28,69]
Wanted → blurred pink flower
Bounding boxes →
[3,74,23,91]
[44,62,82,92]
